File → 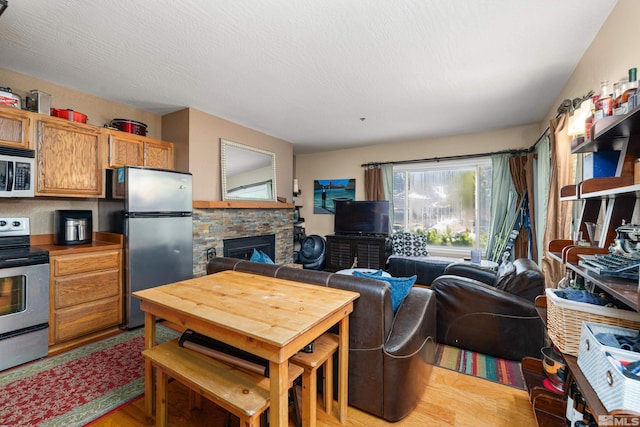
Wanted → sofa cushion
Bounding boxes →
[494,261,515,291]
[354,270,417,312]
[391,233,429,257]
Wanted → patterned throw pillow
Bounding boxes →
[391,233,429,257]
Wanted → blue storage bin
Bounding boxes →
[583,151,620,179]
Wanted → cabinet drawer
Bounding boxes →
[54,296,121,342]
[53,250,120,276]
[54,269,120,309]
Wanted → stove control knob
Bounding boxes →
[0,220,5,227]
[12,221,21,227]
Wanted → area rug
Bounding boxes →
[434,343,525,390]
[0,325,179,427]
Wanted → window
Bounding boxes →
[393,158,492,255]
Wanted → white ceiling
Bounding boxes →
[0,0,618,154]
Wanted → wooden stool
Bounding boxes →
[290,333,339,427]
[143,339,302,427]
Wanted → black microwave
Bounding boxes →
[0,146,34,197]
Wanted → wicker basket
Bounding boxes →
[545,288,640,356]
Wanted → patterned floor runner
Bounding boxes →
[0,325,179,427]
[434,343,526,389]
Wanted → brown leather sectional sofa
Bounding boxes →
[206,257,436,422]
[431,258,546,361]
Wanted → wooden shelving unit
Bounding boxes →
[522,357,566,427]
[573,107,640,153]
[543,106,640,426]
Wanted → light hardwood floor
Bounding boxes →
[88,364,537,426]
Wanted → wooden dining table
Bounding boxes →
[134,270,359,427]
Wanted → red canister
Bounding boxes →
[110,119,148,136]
[50,108,88,123]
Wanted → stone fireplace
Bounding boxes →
[223,234,276,261]
[192,205,294,276]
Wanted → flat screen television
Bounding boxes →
[334,200,389,236]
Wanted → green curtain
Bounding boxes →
[487,153,516,262]
[534,134,551,266]
[381,164,394,234]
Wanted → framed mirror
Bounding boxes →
[221,139,277,202]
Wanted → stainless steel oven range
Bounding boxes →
[0,217,49,371]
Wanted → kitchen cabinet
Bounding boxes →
[36,116,105,197]
[49,249,122,347]
[3,108,174,197]
[107,130,174,170]
[325,234,389,272]
[143,138,174,169]
[0,106,32,148]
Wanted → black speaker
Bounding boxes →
[298,235,326,270]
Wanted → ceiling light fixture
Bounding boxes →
[0,0,7,17]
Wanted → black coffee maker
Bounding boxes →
[54,210,92,245]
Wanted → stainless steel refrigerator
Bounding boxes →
[99,166,193,329]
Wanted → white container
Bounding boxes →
[577,322,640,413]
[30,90,51,115]
[0,88,21,109]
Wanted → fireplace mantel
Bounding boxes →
[193,200,294,209]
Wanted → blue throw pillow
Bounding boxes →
[250,248,274,264]
[353,271,417,312]
[356,269,384,277]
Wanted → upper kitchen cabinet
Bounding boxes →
[36,116,105,197]
[144,138,174,169]
[107,130,174,170]
[0,106,32,148]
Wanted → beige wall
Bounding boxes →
[2,0,636,236]
[543,0,639,125]
[168,107,293,201]
[296,124,541,237]
[161,108,190,173]
[297,0,638,239]
[0,68,164,234]
[0,68,162,139]
[0,71,294,233]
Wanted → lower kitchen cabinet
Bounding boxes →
[49,249,122,346]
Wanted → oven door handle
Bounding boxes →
[6,160,13,191]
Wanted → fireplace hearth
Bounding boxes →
[223,234,276,262]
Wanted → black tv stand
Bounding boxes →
[325,234,390,272]
[335,232,388,238]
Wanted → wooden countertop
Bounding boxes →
[32,232,123,256]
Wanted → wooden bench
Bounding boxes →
[290,333,339,427]
[142,339,303,427]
